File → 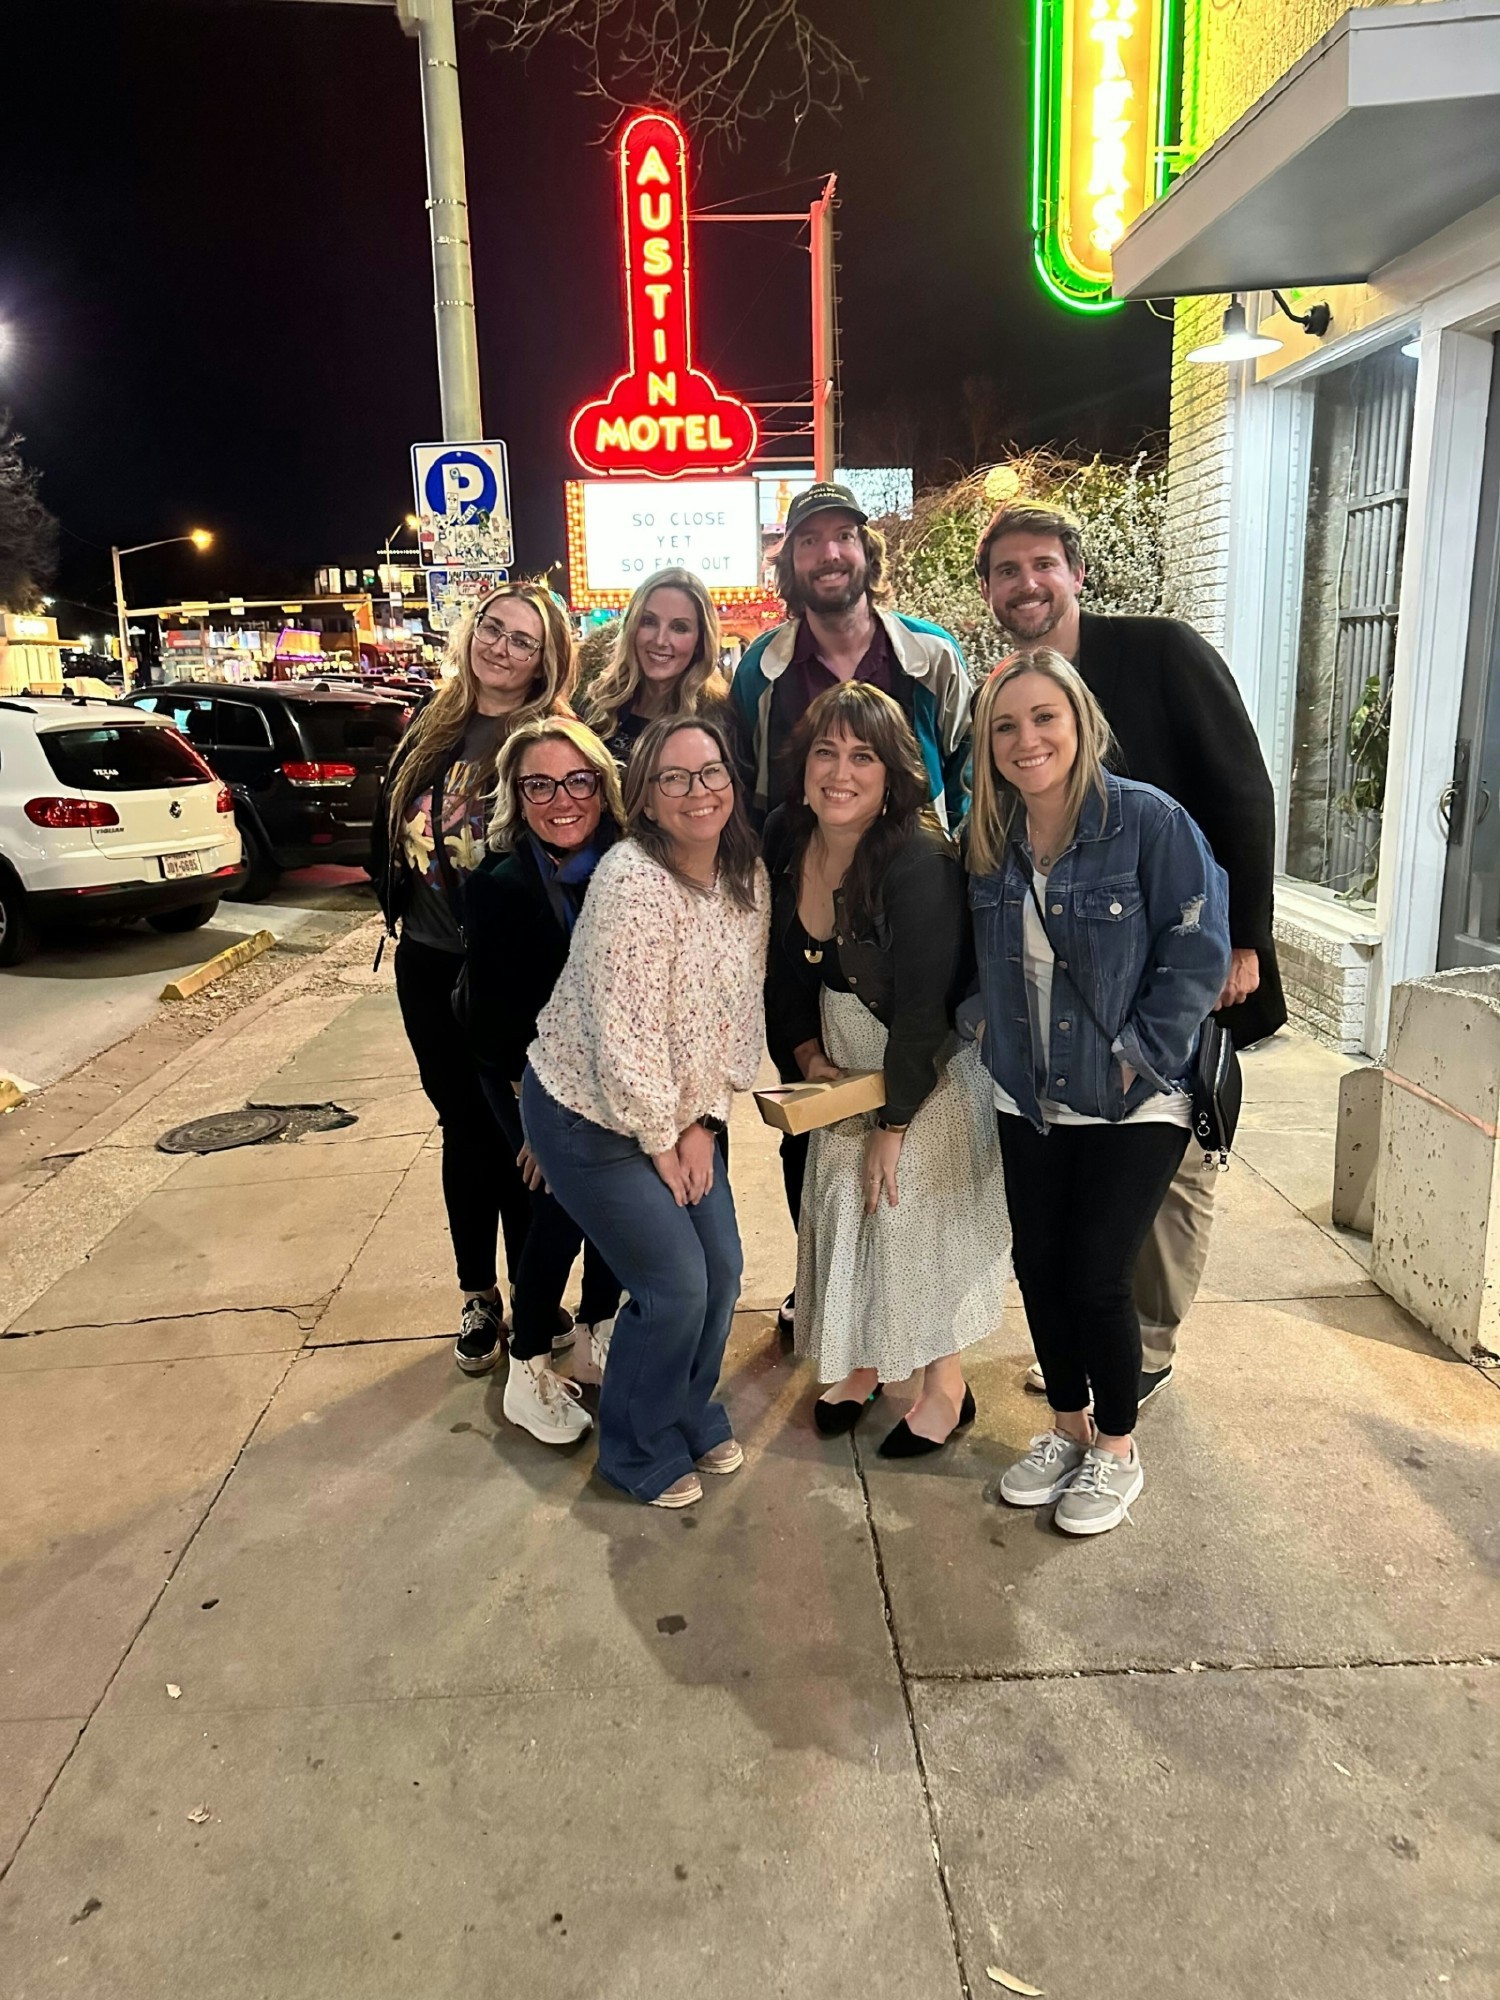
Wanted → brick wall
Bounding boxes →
[1272,910,1374,1054]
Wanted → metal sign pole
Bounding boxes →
[398,0,482,440]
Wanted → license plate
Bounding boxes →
[160,852,203,880]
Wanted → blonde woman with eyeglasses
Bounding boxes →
[372,585,576,1377]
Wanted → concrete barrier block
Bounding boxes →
[1332,1065,1381,1235]
[1371,969,1500,1364]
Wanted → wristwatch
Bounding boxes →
[876,1115,910,1132]
[696,1115,729,1136]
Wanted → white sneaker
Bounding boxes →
[576,1312,616,1392]
[502,1355,593,1445]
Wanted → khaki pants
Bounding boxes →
[1133,1145,1220,1373]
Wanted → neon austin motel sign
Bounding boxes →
[570,110,758,479]
[1031,0,1177,314]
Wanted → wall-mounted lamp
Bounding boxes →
[1187,295,1283,364]
[1401,335,1421,359]
[1187,290,1333,365]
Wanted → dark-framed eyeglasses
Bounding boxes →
[475,616,541,659]
[519,769,602,805]
[653,760,733,798]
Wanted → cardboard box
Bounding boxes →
[753,1070,886,1135]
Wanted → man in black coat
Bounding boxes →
[975,500,1287,1403]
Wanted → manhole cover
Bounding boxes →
[157,1108,289,1154]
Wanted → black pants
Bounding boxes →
[480,1071,622,1359]
[997,1113,1190,1438]
[394,936,530,1294]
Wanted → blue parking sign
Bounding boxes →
[411,440,513,568]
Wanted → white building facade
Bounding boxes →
[1113,0,1500,1054]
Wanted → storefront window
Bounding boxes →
[1285,345,1416,897]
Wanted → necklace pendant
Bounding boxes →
[803,945,824,965]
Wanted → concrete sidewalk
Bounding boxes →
[1,918,1496,2000]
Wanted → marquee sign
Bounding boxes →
[1031,0,1176,314]
[569,110,758,479]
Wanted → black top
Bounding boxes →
[1075,610,1286,1047]
[462,826,616,1079]
[763,807,969,1126]
[596,692,750,784]
[370,712,504,949]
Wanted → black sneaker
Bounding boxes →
[777,1291,795,1337]
[1137,1364,1174,1407]
[455,1297,505,1376]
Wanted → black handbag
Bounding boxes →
[1019,856,1237,1166]
[1190,1013,1241,1170]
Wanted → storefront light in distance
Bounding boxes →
[1186,296,1282,365]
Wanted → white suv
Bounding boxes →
[0,696,244,965]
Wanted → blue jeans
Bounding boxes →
[479,1068,621,1359]
[521,1071,742,1502]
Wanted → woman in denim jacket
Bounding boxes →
[967,650,1230,1537]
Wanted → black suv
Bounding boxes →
[124,682,409,900]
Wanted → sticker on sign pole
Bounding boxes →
[425,567,512,633]
[410,441,514,568]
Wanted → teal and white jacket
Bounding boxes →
[730,609,974,828]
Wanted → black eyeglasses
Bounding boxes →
[653,761,733,798]
[519,769,602,804]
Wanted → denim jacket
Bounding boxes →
[969,775,1231,1131]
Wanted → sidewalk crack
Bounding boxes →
[851,1435,973,2000]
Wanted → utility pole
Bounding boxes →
[809,176,838,481]
[397,0,483,440]
[111,546,132,690]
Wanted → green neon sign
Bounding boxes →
[1030,0,1185,314]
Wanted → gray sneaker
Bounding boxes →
[1054,1443,1144,1537]
[998,1430,1090,1507]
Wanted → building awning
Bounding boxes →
[1111,0,1500,300]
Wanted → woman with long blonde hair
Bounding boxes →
[372,584,576,1375]
[968,651,1230,1538]
[580,567,737,771]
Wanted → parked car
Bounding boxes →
[123,682,410,900]
[0,695,242,966]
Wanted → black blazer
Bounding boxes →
[763,809,969,1126]
[1075,611,1286,1047]
[462,830,613,1080]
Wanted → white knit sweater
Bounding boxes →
[528,840,770,1157]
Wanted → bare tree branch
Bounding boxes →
[462,0,862,158]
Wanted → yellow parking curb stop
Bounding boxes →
[161,929,277,1002]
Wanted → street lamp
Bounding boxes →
[112,531,213,692]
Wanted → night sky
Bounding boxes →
[6,0,1171,632]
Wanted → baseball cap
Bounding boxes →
[783,482,868,538]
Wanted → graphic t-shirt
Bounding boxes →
[399,713,505,952]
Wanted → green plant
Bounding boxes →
[880,448,1167,673]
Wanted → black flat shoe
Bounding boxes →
[813,1383,883,1436]
[877,1385,977,1459]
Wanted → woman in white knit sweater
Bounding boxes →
[522,713,769,1509]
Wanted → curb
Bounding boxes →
[160,929,277,1002]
